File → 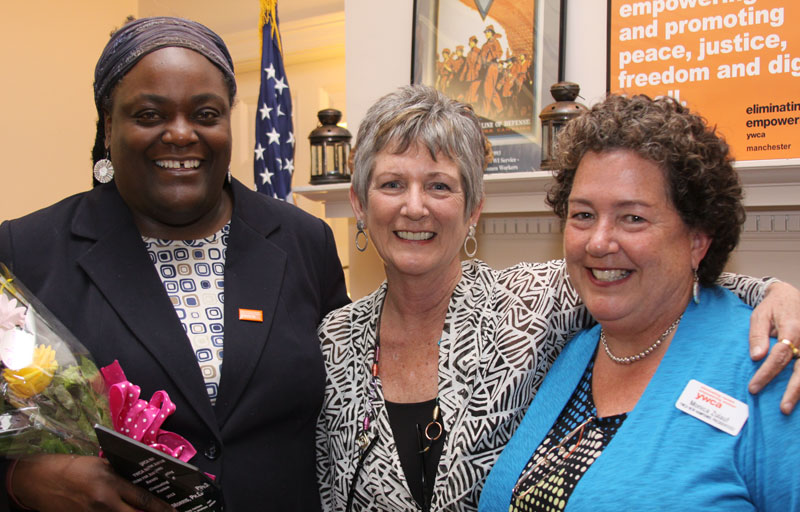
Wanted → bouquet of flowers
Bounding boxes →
[0,264,112,456]
[0,266,222,509]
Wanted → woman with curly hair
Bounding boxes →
[480,94,800,511]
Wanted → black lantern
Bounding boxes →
[309,108,352,184]
[539,82,587,170]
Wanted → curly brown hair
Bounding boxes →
[546,94,744,286]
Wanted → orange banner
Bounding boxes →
[608,0,800,161]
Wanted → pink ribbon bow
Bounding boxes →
[101,360,197,462]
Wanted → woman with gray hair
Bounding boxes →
[315,85,800,511]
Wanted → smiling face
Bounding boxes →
[105,47,232,238]
[564,150,710,335]
[351,144,482,281]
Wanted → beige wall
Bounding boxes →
[1,1,137,221]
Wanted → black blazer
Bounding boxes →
[0,179,349,511]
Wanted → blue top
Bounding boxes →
[480,286,800,511]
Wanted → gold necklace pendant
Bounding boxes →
[424,400,443,441]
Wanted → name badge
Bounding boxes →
[238,308,264,322]
[675,379,748,436]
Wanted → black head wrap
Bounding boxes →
[94,16,236,111]
[91,17,236,175]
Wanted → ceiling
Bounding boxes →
[138,0,344,35]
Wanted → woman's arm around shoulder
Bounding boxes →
[495,259,591,343]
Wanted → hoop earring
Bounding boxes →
[463,224,478,258]
[93,152,115,183]
[355,219,369,252]
[692,268,700,304]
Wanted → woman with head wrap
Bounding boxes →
[315,85,800,512]
[0,17,348,511]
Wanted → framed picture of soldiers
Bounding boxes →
[411,0,563,173]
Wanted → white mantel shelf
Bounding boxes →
[294,164,800,218]
[736,162,800,209]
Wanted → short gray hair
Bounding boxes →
[351,84,490,217]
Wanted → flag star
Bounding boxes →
[266,128,281,145]
[277,104,285,117]
[287,131,295,146]
[264,64,276,80]
[275,157,283,170]
[259,103,272,120]
[274,77,288,95]
[283,158,294,174]
[254,143,266,160]
[260,169,274,185]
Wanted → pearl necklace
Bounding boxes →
[600,314,682,365]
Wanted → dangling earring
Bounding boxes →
[226,169,232,184]
[463,224,478,258]
[93,151,114,183]
[355,219,369,252]
[692,268,700,304]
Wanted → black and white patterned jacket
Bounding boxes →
[316,259,765,511]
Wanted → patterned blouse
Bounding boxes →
[143,223,229,404]
[315,259,767,512]
[509,357,625,511]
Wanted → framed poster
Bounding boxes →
[412,0,563,173]
[607,0,800,163]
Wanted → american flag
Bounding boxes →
[254,0,295,201]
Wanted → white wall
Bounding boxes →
[563,0,608,104]
[345,1,413,137]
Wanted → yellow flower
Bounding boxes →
[3,345,58,400]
